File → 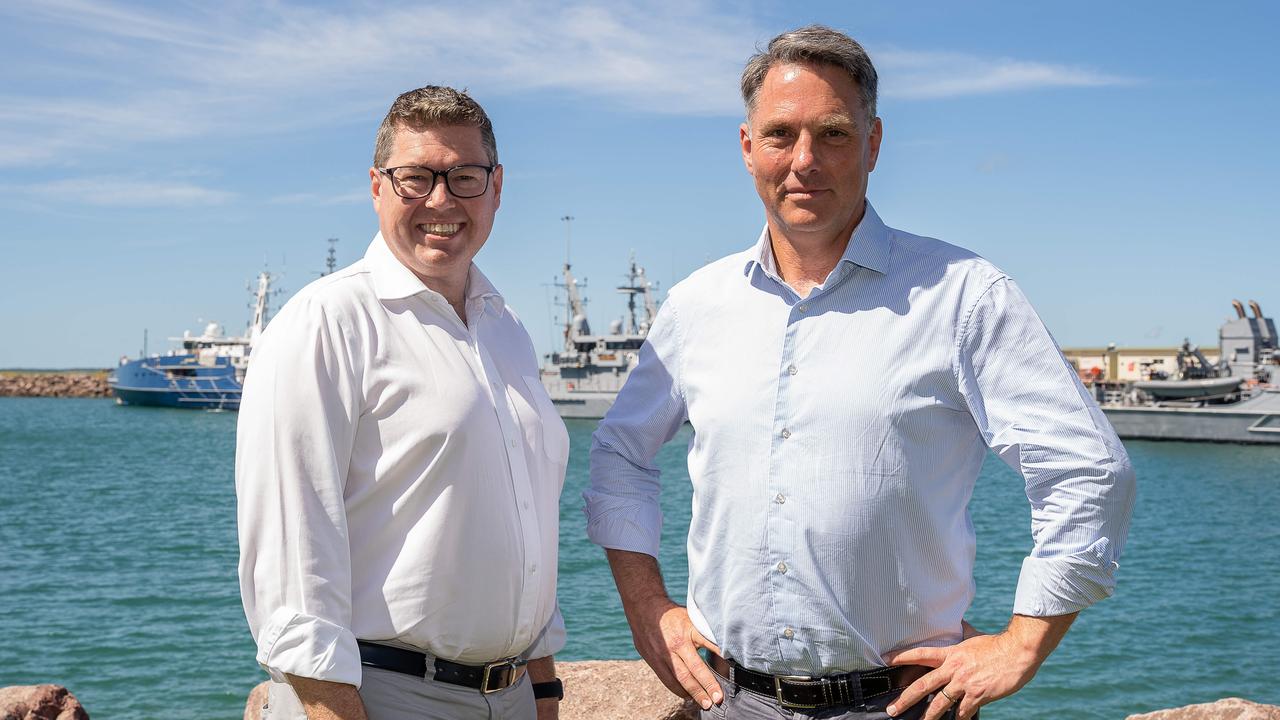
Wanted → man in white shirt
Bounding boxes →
[585,26,1135,720]
[237,86,568,720]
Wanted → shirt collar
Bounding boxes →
[365,233,505,316]
[743,200,892,278]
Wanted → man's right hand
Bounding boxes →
[604,549,724,710]
[285,674,368,720]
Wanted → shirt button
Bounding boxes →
[787,365,798,376]
[797,304,809,313]
[522,501,530,510]
[777,561,788,574]
[530,563,538,573]
[781,428,791,439]
[775,493,786,504]
[510,439,517,448]
[783,627,795,639]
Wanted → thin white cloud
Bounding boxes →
[23,177,234,207]
[0,2,1134,168]
[270,190,369,206]
[876,49,1133,99]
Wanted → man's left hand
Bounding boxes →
[883,613,1077,720]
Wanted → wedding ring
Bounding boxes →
[940,688,956,703]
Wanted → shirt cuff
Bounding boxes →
[255,607,362,687]
[1012,537,1120,616]
[526,604,567,660]
[582,490,663,558]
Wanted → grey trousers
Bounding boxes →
[700,669,965,720]
[262,667,535,720]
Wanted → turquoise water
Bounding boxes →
[1,397,1277,718]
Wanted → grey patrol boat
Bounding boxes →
[539,252,660,419]
[1100,300,1280,444]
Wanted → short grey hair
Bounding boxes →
[373,85,498,168]
[740,25,878,125]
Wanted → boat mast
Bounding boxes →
[324,238,338,276]
[247,272,273,344]
[616,251,659,335]
[560,216,590,350]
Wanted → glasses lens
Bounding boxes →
[389,168,436,198]
[445,165,491,198]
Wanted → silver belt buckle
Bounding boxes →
[773,674,821,709]
[481,658,519,694]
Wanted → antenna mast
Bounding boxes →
[561,215,574,266]
[324,238,338,275]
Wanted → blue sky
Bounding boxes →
[2,1,1277,368]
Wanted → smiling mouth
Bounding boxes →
[419,223,462,237]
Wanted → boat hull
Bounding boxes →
[1133,377,1242,399]
[550,392,616,419]
[1102,391,1280,444]
[109,357,242,410]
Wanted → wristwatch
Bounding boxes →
[532,679,564,701]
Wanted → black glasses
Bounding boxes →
[378,164,496,199]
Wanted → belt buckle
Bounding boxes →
[773,674,821,709]
[480,659,518,694]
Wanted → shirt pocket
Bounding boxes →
[522,375,570,466]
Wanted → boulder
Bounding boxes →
[244,681,269,720]
[559,660,698,720]
[243,661,698,720]
[0,685,89,720]
[1126,698,1280,720]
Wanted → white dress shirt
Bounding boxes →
[237,234,568,687]
[585,202,1136,675]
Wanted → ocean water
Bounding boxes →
[1,397,1277,719]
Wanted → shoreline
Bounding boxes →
[0,370,111,398]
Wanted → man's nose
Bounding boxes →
[791,132,819,174]
[421,177,456,207]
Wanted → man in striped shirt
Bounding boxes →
[585,25,1135,720]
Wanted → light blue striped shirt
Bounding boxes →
[584,202,1135,675]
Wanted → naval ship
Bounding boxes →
[540,252,660,419]
[1097,300,1280,444]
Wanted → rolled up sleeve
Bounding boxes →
[956,277,1136,616]
[526,602,567,660]
[584,296,688,558]
[235,297,364,685]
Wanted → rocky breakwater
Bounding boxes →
[1126,698,1280,719]
[242,660,699,720]
[0,371,110,398]
[240,664,1280,720]
[240,665,1280,720]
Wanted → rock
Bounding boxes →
[243,661,696,720]
[0,685,89,720]
[559,660,697,720]
[244,681,269,720]
[0,372,110,399]
[1126,698,1280,719]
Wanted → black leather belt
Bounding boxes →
[357,640,526,693]
[708,651,930,710]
